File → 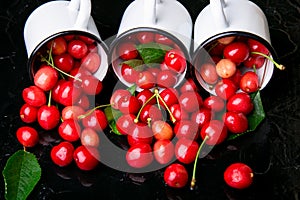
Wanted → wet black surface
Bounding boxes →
[0,0,299,199]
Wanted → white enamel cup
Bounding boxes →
[192,0,277,95]
[109,0,193,91]
[23,0,108,81]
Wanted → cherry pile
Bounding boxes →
[18,33,107,171]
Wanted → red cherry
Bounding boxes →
[215,79,237,100]
[175,138,199,164]
[51,79,66,103]
[80,52,101,73]
[203,95,225,112]
[154,34,173,46]
[200,120,228,145]
[58,119,81,142]
[223,42,250,64]
[243,55,265,69]
[121,63,139,83]
[224,163,254,189]
[75,95,90,110]
[81,109,108,132]
[20,103,38,123]
[208,42,225,56]
[191,107,212,129]
[34,65,58,91]
[164,163,188,188]
[126,143,153,168]
[64,35,75,41]
[110,89,131,110]
[136,70,156,90]
[115,114,135,135]
[223,111,248,134]
[78,35,95,45]
[22,86,46,107]
[227,92,254,115]
[73,145,100,171]
[164,49,186,73]
[158,88,179,109]
[156,70,178,88]
[67,39,88,59]
[16,126,39,147]
[127,122,153,146]
[139,104,163,124]
[136,89,156,105]
[178,91,203,113]
[118,95,141,115]
[117,42,138,60]
[81,75,103,95]
[87,43,98,53]
[50,141,74,167]
[136,31,155,44]
[153,139,174,165]
[58,80,82,106]
[68,67,91,83]
[247,38,269,55]
[80,127,100,148]
[169,103,189,122]
[180,78,198,93]
[61,105,85,121]
[53,53,74,72]
[228,69,242,87]
[239,71,259,93]
[200,62,219,84]
[37,105,60,130]
[47,37,67,55]
[174,120,198,140]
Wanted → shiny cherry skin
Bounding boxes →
[158,88,179,109]
[78,35,95,44]
[174,120,198,140]
[203,95,225,112]
[80,52,101,73]
[200,120,228,145]
[80,127,100,148]
[50,141,74,167]
[223,111,248,134]
[126,143,153,168]
[139,104,163,124]
[67,39,88,59]
[228,69,242,87]
[75,95,90,110]
[169,103,189,122]
[68,67,91,84]
[200,62,219,84]
[156,70,178,88]
[152,120,174,140]
[110,89,131,109]
[223,42,250,64]
[51,79,66,103]
[34,65,58,91]
[178,91,203,113]
[118,42,139,60]
[127,122,153,146]
[136,31,155,44]
[136,89,156,105]
[175,138,199,164]
[47,36,67,55]
[136,70,156,90]
[16,126,39,147]
[81,109,108,132]
[58,119,81,142]
[153,139,174,165]
[37,105,60,130]
[224,162,254,189]
[61,105,85,121]
[227,92,254,115]
[58,80,82,106]
[53,53,74,72]
[22,85,46,107]
[191,107,212,129]
[247,38,269,55]
[121,63,138,84]
[154,34,173,46]
[164,163,188,188]
[240,71,259,93]
[164,49,186,73]
[81,75,103,95]
[215,79,238,100]
[117,95,141,115]
[116,114,136,135]
[180,78,198,93]
[20,103,38,123]
[243,55,265,69]
[73,145,100,171]
[209,42,226,56]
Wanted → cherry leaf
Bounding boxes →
[136,42,172,64]
[121,59,144,71]
[104,106,122,135]
[2,150,41,200]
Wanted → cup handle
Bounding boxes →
[74,0,91,30]
[210,0,228,29]
[143,0,157,25]
[68,0,80,11]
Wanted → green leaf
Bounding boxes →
[127,84,137,95]
[121,59,144,70]
[227,91,265,140]
[109,120,122,135]
[104,106,123,135]
[2,150,41,200]
[136,42,172,64]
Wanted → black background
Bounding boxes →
[0,0,299,199]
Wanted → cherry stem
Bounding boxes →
[47,90,52,107]
[251,51,285,70]
[134,93,157,123]
[77,104,111,119]
[190,135,209,190]
[156,92,176,123]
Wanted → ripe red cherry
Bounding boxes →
[200,120,228,145]
[215,79,237,100]
[164,163,188,188]
[115,114,135,135]
[110,89,131,109]
[203,95,225,112]
[126,143,153,168]
[73,145,100,171]
[223,111,248,134]
[178,91,203,113]
[22,86,46,107]
[58,80,82,106]
[118,95,141,115]
[127,122,153,146]
[75,95,90,110]
[200,62,219,84]
[164,49,186,73]
[51,79,66,103]
[136,70,156,90]
[247,38,269,55]
[155,34,173,46]
[139,104,163,124]
[50,141,74,167]
[78,35,95,45]
[37,105,60,130]
[136,89,156,105]
[174,120,198,140]
[224,163,254,189]
[80,127,100,148]
[243,55,265,69]
[227,92,254,115]
[67,39,88,59]
[121,63,138,83]
[180,78,198,93]
[136,31,155,44]
[117,42,139,60]
[175,138,199,164]
[81,109,108,132]
[47,37,67,55]
[80,52,101,73]
[223,42,250,64]
[81,75,103,95]
[158,88,179,109]
[58,119,81,142]
[61,105,85,121]
[156,70,177,88]
[239,71,259,93]
[53,53,74,72]
[153,139,174,165]
[34,65,58,91]
[20,103,38,123]
[209,42,225,56]
[16,126,39,147]
[191,107,212,129]
[228,69,242,87]
[170,103,189,122]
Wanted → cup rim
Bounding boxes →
[27,30,109,81]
